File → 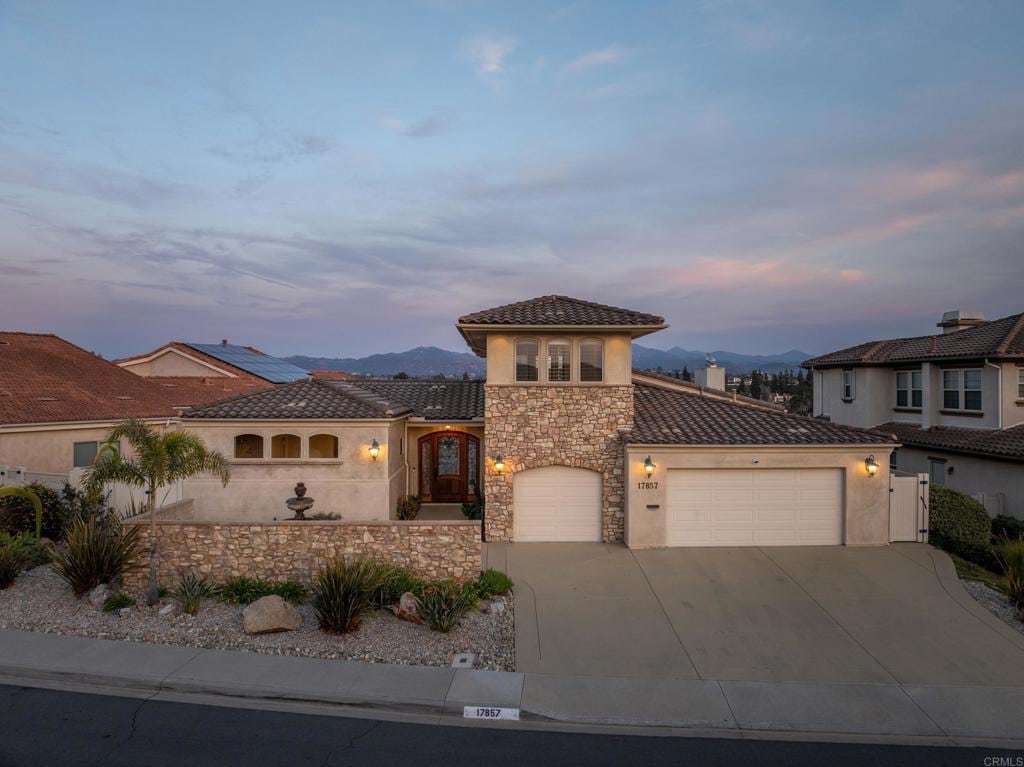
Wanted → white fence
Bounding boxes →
[890,471,930,543]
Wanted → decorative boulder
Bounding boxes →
[87,584,112,608]
[243,595,302,635]
[392,592,423,624]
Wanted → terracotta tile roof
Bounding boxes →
[358,380,484,420]
[310,370,357,381]
[458,295,666,327]
[632,370,784,411]
[629,381,894,446]
[116,341,308,383]
[184,379,412,420]
[144,377,272,407]
[803,312,1024,368]
[115,342,258,378]
[877,421,1024,462]
[0,332,185,425]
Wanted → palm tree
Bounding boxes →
[84,419,230,605]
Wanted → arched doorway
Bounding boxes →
[418,431,480,504]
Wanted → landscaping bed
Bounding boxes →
[0,565,514,671]
[961,577,1024,636]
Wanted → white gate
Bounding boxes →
[890,472,929,543]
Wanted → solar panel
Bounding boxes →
[185,343,309,384]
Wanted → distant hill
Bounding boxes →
[286,344,811,379]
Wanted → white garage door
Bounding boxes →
[667,468,843,546]
[514,466,602,542]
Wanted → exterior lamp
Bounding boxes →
[644,456,656,478]
[369,439,380,461]
[494,454,505,474]
[865,455,879,478]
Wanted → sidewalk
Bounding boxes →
[2,628,1023,746]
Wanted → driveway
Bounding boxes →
[483,542,1024,685]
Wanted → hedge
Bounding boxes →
[929,485,994,567]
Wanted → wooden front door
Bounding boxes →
[418,432,479,503]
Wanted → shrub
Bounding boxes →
[0,532,34,589]
[461,499,483,521]
[396,495,421,521]
[418,579,475,633]
[367,563,422,608]
[476,569,513,599]
[312,557,386,634]
[0,482,65,540]
[103,593,135,613]
[993,515,1024,542]
[998,540,1024,611]
[50,516,143,596]
[220,576,308,605]
[172,573,219,615]
[929,486,992,564]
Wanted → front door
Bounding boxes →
[418,432,479,503]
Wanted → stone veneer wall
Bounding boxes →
[122,519,481,589]
[484,385,634,542]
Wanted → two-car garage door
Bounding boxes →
[667,468,843,546]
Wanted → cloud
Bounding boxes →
[562,44,632,76]
[207,134,334,165]
[381,113,452,138]
[462,35,517,76]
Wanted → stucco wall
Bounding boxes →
[484,384,633,542]
[624,445,895,548]
[181,420,398,522]
[121,350,231,377]
[484,332,633,385]
[122,518,482,588]
[0,421,164,475]
[895,446,1023,519]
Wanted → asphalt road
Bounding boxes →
[0,684,1016,766]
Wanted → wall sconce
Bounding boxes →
[644,456,656,478]
[494,454,505,474]
[369,439,380,461]
[864,455,879,478]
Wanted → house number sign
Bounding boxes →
[637,481,659,490]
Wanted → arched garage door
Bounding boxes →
[513,466,602,542]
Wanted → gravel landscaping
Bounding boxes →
[962,578,1024,635]
[0,566,514,671]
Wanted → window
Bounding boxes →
[1019,369,1024,400]
[73,441,101,468]
[547,340,571,382]
[929,458,946,486]
[515,339,539,382]
[271,434,301,458]
[896,371,923,408]
[842,369,855,401]
[580,339,604,382]
[234,434,263,459]
[308,434,338,459]
[943,369,982,411]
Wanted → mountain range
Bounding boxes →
[285,345,812,379]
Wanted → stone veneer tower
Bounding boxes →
[456,295,667,543]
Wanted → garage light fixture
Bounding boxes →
[493,454,505,474]
[369,439,380,461]
[643,456,656,477]
[864,455,879,477]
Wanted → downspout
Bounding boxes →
[984,359,1002,429]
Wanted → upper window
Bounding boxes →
[1019,369,1024,400]
[579,339,604,382]
[515,339,539,382]
[234,434,264,459]
[943,369,982,411]
[842,369,855,401]
[73,441,100,468]
[547,340,571,382]
[309,434,339,459]
[271,434,301,458]
[896,370,923,408]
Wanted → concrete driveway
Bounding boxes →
[484,542,1024,685]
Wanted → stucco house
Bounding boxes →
[116,340,308,390]
[803,309,1024,519]
[179,295,897,547]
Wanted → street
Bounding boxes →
[0,684,1015,766]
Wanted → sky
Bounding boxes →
[1,0,1023,360]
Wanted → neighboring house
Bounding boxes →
[803,309,1024,519]
[179,295,895,548]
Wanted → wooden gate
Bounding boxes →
[890,471,929,542]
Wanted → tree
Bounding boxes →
[750,370,764,400]
[393,371,410,380]
[462,371,470,381]
[84,419,230,606]
[681,365,692,382]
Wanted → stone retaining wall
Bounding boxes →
[122,519,482,589]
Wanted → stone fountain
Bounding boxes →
[286,482,315,520]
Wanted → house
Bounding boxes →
[802,309,1024,519]
[178,296,896,547]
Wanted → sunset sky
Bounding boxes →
[1,1,1022,359]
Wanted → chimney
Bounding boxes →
[695,354,726,391]
[937,310,985,334]
[221,339,229,347]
